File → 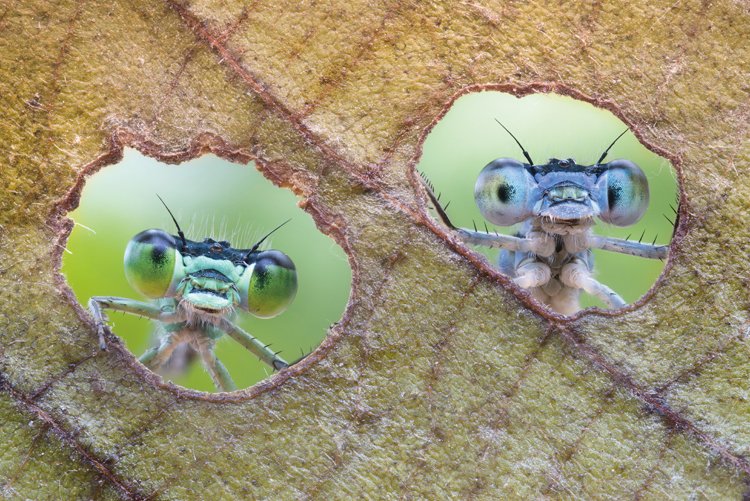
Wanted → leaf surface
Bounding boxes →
[1,0,749,498]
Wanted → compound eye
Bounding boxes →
[474,158,537,226]
[596,160,649,226]
[124,229,182,298]
[239,250,298,318]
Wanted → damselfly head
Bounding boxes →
[475,123,650,232]
[474,156,649,232]
[123,216,298,320]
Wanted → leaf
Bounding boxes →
[1,0,749,497]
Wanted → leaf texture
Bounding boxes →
[1,0,749,498]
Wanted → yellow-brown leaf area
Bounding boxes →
[1,0,749,497]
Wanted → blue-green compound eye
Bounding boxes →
[124,229,183,298]
[474,158,538,226]
[596,159,649,226]
[240,250,298,318]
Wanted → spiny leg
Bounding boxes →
[560,260,626,309]
[196,344,237,392]
[216,318,289,370]
[586,235,668,260]
[89,296,181,350]
[420,174,555,257]
[454,228,556,256]
[212,358,235,392]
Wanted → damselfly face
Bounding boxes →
[124,229,297,319]
[474,157,649,235]
[89,202,300,392]
[420,122,670,314]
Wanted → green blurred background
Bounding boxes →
[416,92,677,309]
[64,92,676,392]
[63,154,352,392]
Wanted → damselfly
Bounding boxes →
[422,122,671,314]
[89,197,297,391]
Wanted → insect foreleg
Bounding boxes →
[215,318,289,371]
[585,235,668,260]
[89,296,181,350]
[420,174,554,256]
[456,228,556,256]
[197,344,237,392]
[560,260,626,308]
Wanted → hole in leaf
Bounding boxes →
[418,92,678,313]
[63,150,352,392]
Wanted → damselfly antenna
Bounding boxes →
[248,219,291,254]
[596,128,629,165]
[494,119,534,165]
[156,194,187,250]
